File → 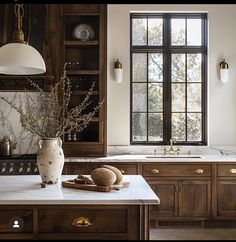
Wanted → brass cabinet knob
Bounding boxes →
[195,169,204,174]
[151,169,160,174]
[119,169,125,174]
[229,168,236,174]
[72,217,92,227]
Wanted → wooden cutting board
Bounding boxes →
[61,179,129,192]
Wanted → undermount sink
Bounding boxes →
[146,155,202,159]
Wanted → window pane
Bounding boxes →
[187,19,201,46]
[148,18,163,45]
[187,84,201,112]
[132,18,147,45]
[187,54,202,82]
[148,53,163,82]
[172,113,186,141]
[132,113,147,141]
[148,113,163,141]
[148,83,163,112]
[171,19,185,46]
[172,83,185,112]
[172,54,186,82]
[133,53,147,82]
[133,83,147,112]
[187,113,202,141]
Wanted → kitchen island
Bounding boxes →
[0,175,159,240]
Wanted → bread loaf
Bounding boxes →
[101,165,123,184]
[90,167,116,186]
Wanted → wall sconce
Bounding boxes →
[0,4,46,75]
[219,59,229,84]
[114,59,123,83]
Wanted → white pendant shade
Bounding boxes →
[0,43,46,75]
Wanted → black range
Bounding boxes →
[0,154,38,175]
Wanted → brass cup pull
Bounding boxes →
[119,169,125,174]
[229,168,236,174]
[151,169,160,174]
[72,217,92,227]
[195,169,204,174]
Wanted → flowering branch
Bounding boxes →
[0,66,104,140]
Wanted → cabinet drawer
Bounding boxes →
[143,164,211,177]
[106,163,138,175]
[70,164,99,175]
[0,210,33,233]
[39,208,127,233]
[218,164,236,177]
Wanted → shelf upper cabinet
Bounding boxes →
[0,4,60,90]
[60,4,107,157]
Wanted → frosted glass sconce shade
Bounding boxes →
[219,59,229,84]
[114,59,123,83]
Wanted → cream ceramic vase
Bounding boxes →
[37,137,64,184]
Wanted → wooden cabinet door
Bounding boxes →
[179,180,211,217]
[217,180,236,217]
[147,180,178,217]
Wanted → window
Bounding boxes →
[131,13,207,145]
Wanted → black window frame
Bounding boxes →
[130,13,208,145]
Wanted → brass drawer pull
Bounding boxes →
[151,169,160,174]
[229,168,236,174]
[119,169,125,174]
[195,169,204,174]
[72,217,92,227]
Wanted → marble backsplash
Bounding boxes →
[0,92,39,154]
[107,145,236,156]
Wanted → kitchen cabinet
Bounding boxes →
[217,163,236,218]
[143,163,212,226]
[63,162,138,175]
[0,175,158,240]
[59,4,107,157]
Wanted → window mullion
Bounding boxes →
[164,15,172,145]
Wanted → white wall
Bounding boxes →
[107,4,236,146]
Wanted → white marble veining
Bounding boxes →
[0,175,160,205]
[65,154,236,163]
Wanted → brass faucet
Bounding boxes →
[164,138,180,155]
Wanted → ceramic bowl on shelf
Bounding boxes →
[73,24,95,40]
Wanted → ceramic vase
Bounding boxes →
[37,137,64,184]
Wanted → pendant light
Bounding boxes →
[0,4,46,75]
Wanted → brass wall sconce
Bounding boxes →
[114,59,123,83]
[219,59,229,84]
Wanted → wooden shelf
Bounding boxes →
[65,40,99,46]
[0,75,55,80]
[71,91,99,95]
[67,70,99,75]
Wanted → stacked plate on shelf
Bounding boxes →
[73,24,95,40]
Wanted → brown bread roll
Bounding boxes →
[90,167,116,186]
[101,165,123,184]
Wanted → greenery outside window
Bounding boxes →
[130,13,208,145]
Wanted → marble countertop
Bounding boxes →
[65,154,236,163]
[0,175,160,205]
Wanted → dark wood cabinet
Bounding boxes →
[0,4,107,157]
[59,4,107,157]
[143,163,212,226]
[179,180,211,217]
[0,205,149,240]
[63,162,138,175]
[148,180,178,218]
[217,163,236,218]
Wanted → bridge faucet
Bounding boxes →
[164,138,180,155]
